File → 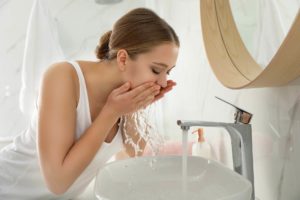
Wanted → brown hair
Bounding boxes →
[95,8,180,60]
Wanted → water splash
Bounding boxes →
[120,103,165,157]
[149,157,158,170]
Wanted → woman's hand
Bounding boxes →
[103,82,160,118]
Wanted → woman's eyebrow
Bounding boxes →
[152,62,175,69]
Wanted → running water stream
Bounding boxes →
[182,129,188,200]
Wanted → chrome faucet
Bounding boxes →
[177,97,255,200]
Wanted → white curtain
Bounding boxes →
[19,0,64,119]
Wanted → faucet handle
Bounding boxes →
[215,96,253,124]
[234,109,252,124]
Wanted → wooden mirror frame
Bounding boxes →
[200,0,300,89]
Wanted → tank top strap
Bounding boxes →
[67,61,92,125]
[66,61,123,147]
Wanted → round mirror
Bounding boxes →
[230,0,300,69]
[200,0,300,89]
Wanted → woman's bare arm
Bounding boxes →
[37,62,119,195]
[37,62,159,194]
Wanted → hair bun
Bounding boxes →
[95,30,112,60]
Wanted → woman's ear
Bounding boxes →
[117,49,129,71]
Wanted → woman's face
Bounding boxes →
[120,43,179,90]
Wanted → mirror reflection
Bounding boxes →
[230,0,300,68]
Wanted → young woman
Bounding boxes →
[0,7,179,199]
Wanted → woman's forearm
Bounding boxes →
[44,107,119,194]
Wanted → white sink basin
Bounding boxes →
[94,155,252,200]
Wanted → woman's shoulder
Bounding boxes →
[41,61,80,88]
[38,61,79,108]
[43,61,77,79]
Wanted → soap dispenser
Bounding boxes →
[192,128,212,159]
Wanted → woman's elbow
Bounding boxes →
[45,179,69,195]
[42,170,71,195]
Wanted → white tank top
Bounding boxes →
[0,61,125,199]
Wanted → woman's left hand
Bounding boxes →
[153,80,176,102]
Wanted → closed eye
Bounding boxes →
[151,66,172,75]
[151,68,161,75]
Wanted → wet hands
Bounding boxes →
[103,82,161,117]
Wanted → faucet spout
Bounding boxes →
[177,120,255,200]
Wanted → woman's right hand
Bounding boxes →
[103,82,160,118]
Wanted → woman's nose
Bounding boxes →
[156,75,167,88]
